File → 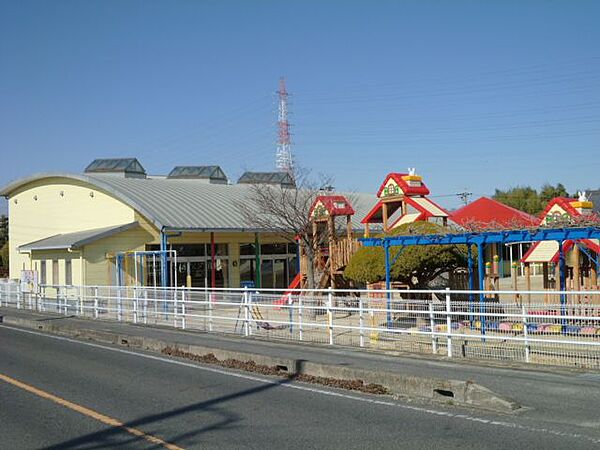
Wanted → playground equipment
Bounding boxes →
[521,194,600,303]
[361,169,449,237]
[299,194,360,289]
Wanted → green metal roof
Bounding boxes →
[18,222,139,252]
[167,166,227,180]
[84,158,146,175]
[237,171,295,187]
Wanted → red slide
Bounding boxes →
[274,273,302,307]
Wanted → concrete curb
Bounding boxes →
[1,313,521,414]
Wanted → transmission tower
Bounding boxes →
[276,77,294,173]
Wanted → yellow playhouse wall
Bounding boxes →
[8,177,137,280]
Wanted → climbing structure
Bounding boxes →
[300,195,359,289]
[521,192,600,297]
[361,169,449,236]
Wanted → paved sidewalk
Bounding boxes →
[2,307,600,429]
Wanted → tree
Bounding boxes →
[0,216,7,270]
[344,222,470,288]
[0,242,7,269]
[493,183,570,216]
[237,167,342,289]
[0,215,7,249]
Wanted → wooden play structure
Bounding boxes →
[361,168,449,236]
[298,195,361,289]
[294,169,450,291]
[520,193,600,304]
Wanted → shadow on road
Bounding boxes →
[42,374,297,449]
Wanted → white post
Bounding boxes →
[117,288,122,322]
[429,302,438,355]
[79,286,83,316]
[173,288,178,328]
[62,287,68,315]
[327,287,334,345]
[299,294,304,341]
[445,287,452,358]
[522,304,530,363]
[41,285,46,311]
[181,289,186,330]
[133,290,138,325]
[244,286,250,337]
[16,284,21,309]
[359,296,365,348]
[143,289,148,325]
[94,287,99,319]
[207,287,213,332]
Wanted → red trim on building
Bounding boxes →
[309,195,355,218]
[375,173,430,197]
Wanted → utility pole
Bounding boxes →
[458,190,472,206]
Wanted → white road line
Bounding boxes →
[2,324,600,445]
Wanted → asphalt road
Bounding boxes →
[1,324,599,450]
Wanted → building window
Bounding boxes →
[52,260,59,285]
[65,260,72,286]
[40,261,46,285]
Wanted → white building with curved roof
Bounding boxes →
[1,159,376,289]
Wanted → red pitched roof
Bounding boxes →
[538,197,580,222]
[451,197,537,228]
[376,173,430,197]
[309,195,355,218]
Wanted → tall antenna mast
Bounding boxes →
[276,77,293,173]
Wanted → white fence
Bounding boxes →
[1,281,600,369]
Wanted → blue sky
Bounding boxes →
[1,0,599,214]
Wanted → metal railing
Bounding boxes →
[1,280,600,369]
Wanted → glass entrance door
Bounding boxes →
[189,261,206,288]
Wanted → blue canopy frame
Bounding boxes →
[360,226,600,331]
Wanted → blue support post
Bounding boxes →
[468,244,474,328]
[558,241,567,328]
[116,254,123,286]
[384,240,392,327]
[477,242,486,336]
[160,231,168,287]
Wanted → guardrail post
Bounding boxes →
[522,304,530,363]
[181,289,186,330]
[207,287,213,332]
[328,287,334,345]
[287,292,293,335]
[62,287,68,315]
[359,296,365,348]
[117,287,122,322]
[94,287,99,319]
[445,287,452,358]
[429,302,438,355]
[41,285,46,311]
[143,290,148,324]
[299,294,304,341]
[244,286,250,337]
[16,284,21,309]
[79,286,83,316]
[173,288,178,328]
[133,289,138,324]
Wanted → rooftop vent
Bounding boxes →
[84,158,146,178]
[237,171,295,188]
[167,166,228,184]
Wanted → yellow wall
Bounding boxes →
[29,250,83,286]
[8,177,137,279]
[83,223,156,286]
